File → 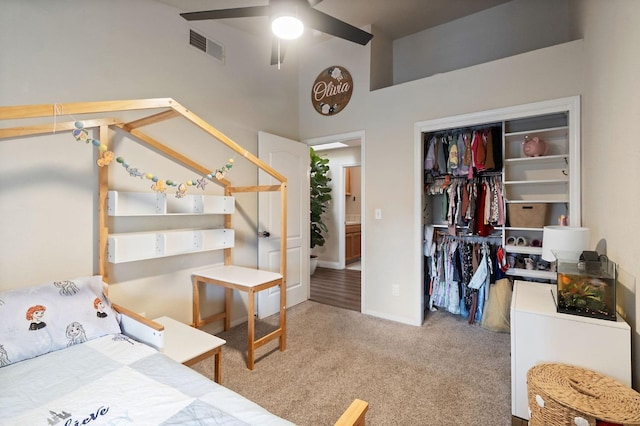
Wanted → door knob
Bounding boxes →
[259,231,271,238]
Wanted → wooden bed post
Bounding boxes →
[279,181,287,351]
[98,124,109,283]
[224,184,232,266]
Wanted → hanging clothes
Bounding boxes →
[423,125,506,328]
[424,135,436,171]
[436,135,448,175]
[483,129,496,171]
[455,132,469,177]
[425,174,506,234]
[427,233,505,325]
[447,134,459,174]
[474,181,494,237]
[472,130,486,171]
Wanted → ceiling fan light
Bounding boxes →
[271,15,304,40]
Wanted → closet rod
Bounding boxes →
[424,123,502,138]
[436,231,502,244]
[426,170,503,184]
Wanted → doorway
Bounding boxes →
[304,131,364,312]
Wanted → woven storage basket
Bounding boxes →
[508,203,548,228]
[527,363,640,426]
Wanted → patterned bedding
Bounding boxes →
[0,334,293,425]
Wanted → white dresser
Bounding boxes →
[510,280,631,420]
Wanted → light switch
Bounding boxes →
[375,208,382,220]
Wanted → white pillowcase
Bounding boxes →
[0,276,121,367]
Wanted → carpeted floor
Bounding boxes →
[193,301,512,426]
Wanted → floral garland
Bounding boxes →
[72,121,233,198]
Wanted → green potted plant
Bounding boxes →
[309,147,332,274]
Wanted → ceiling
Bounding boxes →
[155,0,512,41]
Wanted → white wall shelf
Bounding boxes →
[108,229,234,263]
[108,191,235,216]
[107,191,236,263]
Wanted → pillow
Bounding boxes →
[0,275,121,367]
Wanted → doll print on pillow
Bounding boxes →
[26,305,47,330]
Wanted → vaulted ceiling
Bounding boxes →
[154,0,512,41]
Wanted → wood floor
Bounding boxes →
[309,267,361,312]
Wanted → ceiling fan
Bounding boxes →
[180,0,374,66]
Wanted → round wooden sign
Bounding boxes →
[311,66,353,116]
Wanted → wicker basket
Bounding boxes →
[527,363,640,426]
[508,203,548,228]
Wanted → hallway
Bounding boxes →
[309,267,361,312]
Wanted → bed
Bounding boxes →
[0,275,367,425]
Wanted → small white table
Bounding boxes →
[191,265,285,370]
[153,316,226,383]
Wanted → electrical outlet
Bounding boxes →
[392,284,400,297]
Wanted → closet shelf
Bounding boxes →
[506,198,569,204]
[505,245,542,255]
[504,126,568,140]
[505,226,544,232]
[503,154,568,164]
[505,268,556,281]
[504,178,569,185]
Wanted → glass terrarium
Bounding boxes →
[554,251,617,321]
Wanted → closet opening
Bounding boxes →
[415,96,581,326]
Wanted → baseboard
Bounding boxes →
[363,308,423,326]
[317,260,341,269]
[511,415,528,425]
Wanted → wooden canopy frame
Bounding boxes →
[0,98,369,425]
[0,97,287,282]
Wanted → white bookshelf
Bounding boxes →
[107,191,235,263]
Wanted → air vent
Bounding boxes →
[189,29,224,63]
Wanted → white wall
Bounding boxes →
[393,0,573,84]
[0,0,298,326]
[572,0,640,390]
[300,33,585,325]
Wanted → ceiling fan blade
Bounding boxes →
[270,38,288,66]
[180,6,269,21]
[302,8,373,45]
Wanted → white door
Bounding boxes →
[257,131,309,318]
